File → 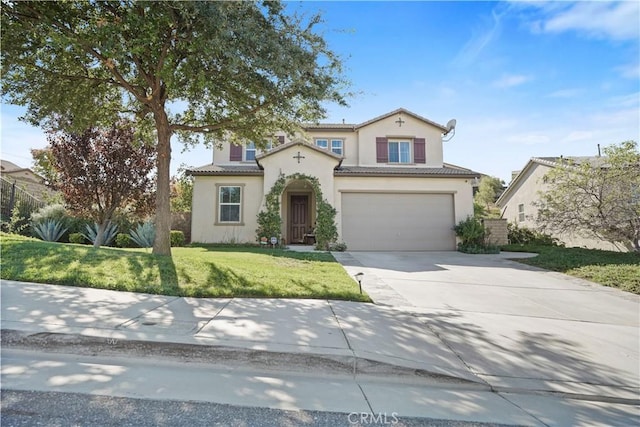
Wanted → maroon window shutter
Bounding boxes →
[278,135,285,145]
[414,138,426,163]
[376,137,388,163]
[230,143,242,161]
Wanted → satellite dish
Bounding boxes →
[443,118,457,141]
[446,119,457,133]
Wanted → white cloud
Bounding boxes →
[546,88,583,99]
[506,132,550,145]
[492,74,532,88]
[616,62,640,79]
[518,1,640,41]
[452,7,508,67]
[605,92,640,109]
[562,131,593,143]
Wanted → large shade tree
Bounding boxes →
[536,140,640,252]
[1,1,349,255]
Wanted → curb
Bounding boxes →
[1,329,486,389]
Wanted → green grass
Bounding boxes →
[502,244,640,294]
[0,233,370,302]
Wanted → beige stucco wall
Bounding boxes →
[210,115,445,168]
[357,115,444,167]
[191,175,264,244]
[192,173,475,245]
[213,133,289,165]
[303,130,358,165]
[333,176,474,240]
[500,163,551,229]
[499,163,629,252]
[259,144,340,205]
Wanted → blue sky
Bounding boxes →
[2,1,638,182]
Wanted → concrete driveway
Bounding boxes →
[335,251,640,407]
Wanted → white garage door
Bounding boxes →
[341,193,456,251]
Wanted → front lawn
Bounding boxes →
[0,233,370,302]
[502,244,640,294]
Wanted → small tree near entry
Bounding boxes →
[48,122,156,248]
[474,176,504,218]
[2,1,349,256]
[536,141,640,252]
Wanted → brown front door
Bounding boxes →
[290,195,309,243]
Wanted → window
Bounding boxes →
[245,142,256,161]
[331,139,343,156]
[315,139,328,149]
[388,141,411,163]
[219,186,241,223]
[518,204,525,222]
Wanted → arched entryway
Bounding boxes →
[282,179,317,244]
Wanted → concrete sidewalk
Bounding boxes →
[2,277,640,426]
[0,279,479,384]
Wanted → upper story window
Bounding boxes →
[315,139,328,149]
[331,139,343,156]
[229,136,284,162]
[245,142,256,161]
[314,138,343,156]
[388,141,411,164]
[518,204,525,222]
[376,137,425,164]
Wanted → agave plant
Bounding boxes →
[32,219,68,242]
[129,221,155,248]
[82,221,119,246]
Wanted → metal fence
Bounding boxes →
[1,177,46,220]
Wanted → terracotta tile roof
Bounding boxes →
[303,123,356,131]
[335,166,481,178]
[187,164,263,176]
[188,164,481,178]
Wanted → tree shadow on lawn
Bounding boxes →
[178,262,368,301]
[188,243,336,263]
[1,239,180,296]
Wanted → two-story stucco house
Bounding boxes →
[188,108,480,251]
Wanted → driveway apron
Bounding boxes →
[335,251,640,401]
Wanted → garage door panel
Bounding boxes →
[341,193,455,251]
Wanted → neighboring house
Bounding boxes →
[496,156,628,252]
[1,159,56,202]
[1,159,56,219]
[189,108,481,251]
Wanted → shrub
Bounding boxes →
[32,219,67,242]
[507,222,559,246]
[170,230,185,247]
[30,204,87,241]
[82,222,119,246]
[328,241,347,252]
[315,200,338,251]
[69,232,86,244]
[130,221,155,248]
[115,233,135,248]
[454,216,501,254]
[31,203,67,224]
[454,216,486,246]
[1,201,30,235]
[457,243,500,254]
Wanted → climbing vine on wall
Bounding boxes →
[255,172,338,250]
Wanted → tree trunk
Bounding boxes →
[94,221,106,248]
[152,109,173,257]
